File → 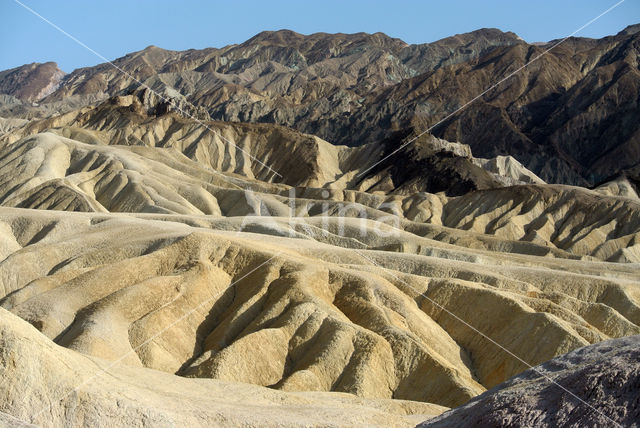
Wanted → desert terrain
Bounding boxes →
[0,24,639,427]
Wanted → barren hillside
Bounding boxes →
[0,24,638,427]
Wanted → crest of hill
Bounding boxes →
[0,62,65,102]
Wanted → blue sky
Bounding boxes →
[1,0,638,72]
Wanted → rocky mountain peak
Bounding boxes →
[244,29,306,45]
[0,61,65,102]
[1,26,639,186]
[618,23,640,36]
[1,23,640,428]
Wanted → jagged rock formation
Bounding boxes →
[383,27,640,186]
[0,307,445,427]
[420,335,640,427]
[39,29,520,114]
[1,118,639,262]
[2,120,640,261]
[1,26,638,184]
[595,175,640,200]
[595,163,640,201]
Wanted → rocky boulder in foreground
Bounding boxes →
[420,336,640,427]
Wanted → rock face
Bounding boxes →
[419,335,640,427]
[1,27,639,184]
[1,118,639,261]
[0,96,542,195]
[0,62,65,102]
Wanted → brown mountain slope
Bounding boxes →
[2,27,637,185]
[0,95,540,195]
[39,28,518,105]
[1,26,639,426]
[1,100,639,262]
[0,62,65,102]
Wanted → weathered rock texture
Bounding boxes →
[1,122,638,262]
[420,335,640,427]
[0,96,542,196]
[0,62,65,103]
[0,25,639,428]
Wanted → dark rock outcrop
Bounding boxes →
[419,336,640,427]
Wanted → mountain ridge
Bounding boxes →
[1,26,638,186]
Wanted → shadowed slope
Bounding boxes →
[1,95,542,194]
[2,28,638,184]
[0,208,638,408]
[1,128,638,261]
[0,307,445,427]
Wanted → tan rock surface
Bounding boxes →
[1,26,639,427]
[1,130,639,261]
[0,96,544,195]
[3,28,638,186]
[0,207,638,410]
[0,307,446,427]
